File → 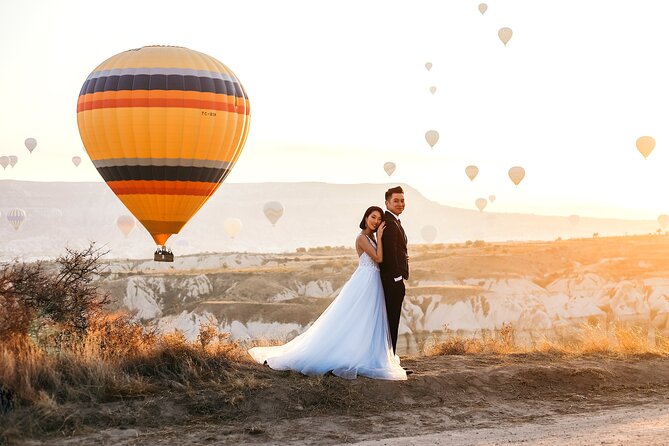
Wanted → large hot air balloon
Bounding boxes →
[384,162,396,177]
[568,215,580,226]
[0,156,8,170]
[425,130,439,148]
[425,62,432,71]
[465,165,479,181]
[7,208,26,231]
[421,225,437,244]
[72,156,82,167]
[658,215,669,229]
[636,136,655,159]
[8,156,17,168]
[263,201,284,226]
[478,3,488,15]
[488,195,496,203]
[224,218,243,239]
[498,27,513,46]
[475,198,487,212]
[508,166,525,186]
[429,86,437,95]
[77,46,250,262]
[117,214,135,237]
[24,138,37,153]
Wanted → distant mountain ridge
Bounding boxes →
[0,180,658,261]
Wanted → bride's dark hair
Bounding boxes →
[359,206,384,230]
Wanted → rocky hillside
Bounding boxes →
[87,235,669,355]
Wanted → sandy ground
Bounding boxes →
[11,353,669,446]
[354,404,669,445]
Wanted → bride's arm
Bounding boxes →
[357,235,383,263]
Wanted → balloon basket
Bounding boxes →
[154,246,174,262]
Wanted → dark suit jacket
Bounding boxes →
[380,211,409,281]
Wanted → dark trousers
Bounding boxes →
[382,277,405,354]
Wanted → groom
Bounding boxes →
[380,186,409,361]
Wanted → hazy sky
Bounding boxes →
[1,1,668,220]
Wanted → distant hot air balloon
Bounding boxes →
[263,201,284,226]
[568,215,580,226]
[425,130,439,148]
[383,162,396,177]
[421,225,437,244]
[498,27,513,46]
[465,165,479,181]
[8,155,17,168]
[224,218,243,238]
[7,208,26,231]
[0,156,8,170]
[24,138,37,153]
[636,136,656,159]
[489,195,496,203]
[72,156,82,167]
[77,46,250,261]
[475,198,487,212]
[508,166,525,186]
[658,215,669,229]
[478,3,488,14]
[425,62,432,71]
[116,214,135,237]
[429,86,437,95]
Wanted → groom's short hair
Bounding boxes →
[385,186,404,201]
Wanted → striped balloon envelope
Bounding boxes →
[76,45,250,250]
[7,208,26,231]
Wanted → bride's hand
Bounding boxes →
[377,221,386,238]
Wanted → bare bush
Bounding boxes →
[0,243,110,342]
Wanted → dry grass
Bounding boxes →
[0,314,259,443]
[425,323,669,358]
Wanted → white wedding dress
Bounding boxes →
[248,236,407,380]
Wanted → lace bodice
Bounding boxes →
[358,235,380,271]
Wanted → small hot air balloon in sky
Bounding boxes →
[8,155,17,168]
[478,3,488,15]
[421,225,437,244]
[77,46,250,261]
[658,215,669,229]
[224,218,243,239]
[116,214,135,237]
[568,215,580,226]
[72,156,82,167]
[465,165,479,181]
[0,156,8,170]
[425,62,432,71]
[636,136,656,159]
[425,130,439,148]
[475,198,487,212]
[263,201,284,226]
[498,27,513,46]
[429,86,437,95]
[384,162,396,177]
[24,138,37,153]
[488,195,496,203]
[508,166,525,186]
[7,208,26,231]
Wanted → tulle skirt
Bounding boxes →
[248,265,407,380]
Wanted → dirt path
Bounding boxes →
[9,354,669,445]
[354,403,669,445]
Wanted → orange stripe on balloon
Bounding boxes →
[77,98,249,114]
[108,180,218,196]
[77,89,248,106]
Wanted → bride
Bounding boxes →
[248,206,407,380]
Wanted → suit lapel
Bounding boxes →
[386,211,407,244]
